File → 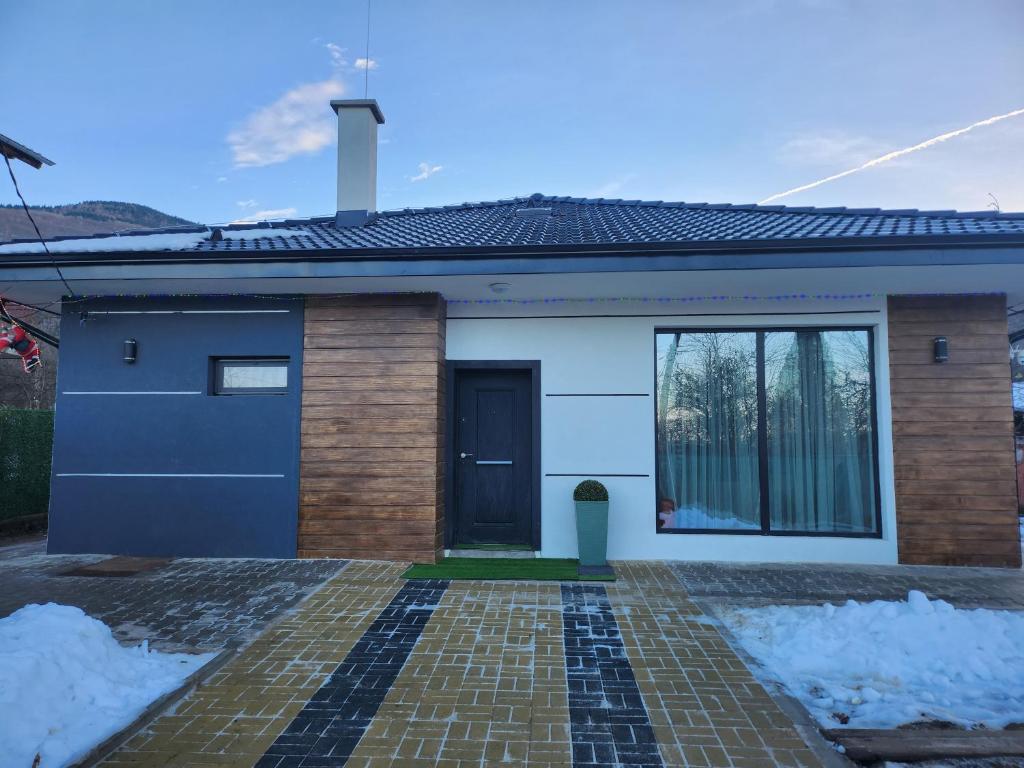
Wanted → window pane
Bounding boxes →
[656,332,761,530]
[764,330,877,533]
[221,363,288,390]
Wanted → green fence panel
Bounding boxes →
[0,408,54,521]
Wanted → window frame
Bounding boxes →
[653,326,883,539]
[211,357,290,396]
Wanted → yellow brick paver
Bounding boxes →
[102,561,407,767]
[608,562,822,768]
[346,581,572,768]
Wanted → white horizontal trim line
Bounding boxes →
[57,473,285,478]
[545,393,649,397]
[85,310,291,315]
[447,309,882,320]
[545,473,650,477]
[63,391,203,395]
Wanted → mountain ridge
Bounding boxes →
[0,200,196,242]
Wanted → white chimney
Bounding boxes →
[330,99,385,225]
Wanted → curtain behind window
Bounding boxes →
[656,332,760,529]
[765,330,877,532]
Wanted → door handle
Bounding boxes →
[460,452,473,459]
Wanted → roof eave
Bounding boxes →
[3,232,1024,268]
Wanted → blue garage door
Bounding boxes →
[47,296,304,558]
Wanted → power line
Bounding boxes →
[0,297,59,348]
[2,297,60,316]
[3,153,75,297]
[364,0,372,98]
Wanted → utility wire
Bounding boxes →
[3,153,75,297]
[364,0,372,98]
[2,297,60,316]
[0,297,59,348]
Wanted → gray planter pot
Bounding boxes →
[575,500,609,568]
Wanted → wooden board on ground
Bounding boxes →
[823,728,1024,763]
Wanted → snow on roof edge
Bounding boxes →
[0,227,312,254]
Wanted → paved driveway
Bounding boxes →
[4,541,1022,767]
[672,560,1024,609]
[102,562,823,768]
[0,538,345,651]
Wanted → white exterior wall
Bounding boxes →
[446,301,898,564]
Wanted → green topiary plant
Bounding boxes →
[573,479,608,502]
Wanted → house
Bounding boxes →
[1,99,1022,567]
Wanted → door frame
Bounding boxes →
[444,360,542,551]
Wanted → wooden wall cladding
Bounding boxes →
[298,294,445,562]
[888,294,1021,567]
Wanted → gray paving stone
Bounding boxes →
[0,538,346,652]
[671,560,1024,609]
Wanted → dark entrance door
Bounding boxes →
[453,369,533,546]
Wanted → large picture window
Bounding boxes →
[656,328,879,537]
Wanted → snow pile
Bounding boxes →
[721,591,1024,729]
[0,603,213,767]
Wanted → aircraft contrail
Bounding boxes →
[759,107,1024,205]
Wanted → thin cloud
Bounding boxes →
[216,176,228,183]
[231,207,298,223]
[236,199,259,209]
[776,133,889,168]
[410,162,443,183]
[588,173,638,198]
[760,107,1024,204]
[354,58,378,70]
[326,43,347,69]
[227,79,344,168]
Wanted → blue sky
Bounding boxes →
[2,0,1023,224]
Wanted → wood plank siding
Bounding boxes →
[298,294,446,562]
[888,295,1021,567]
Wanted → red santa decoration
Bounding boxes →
[0,324,41,373]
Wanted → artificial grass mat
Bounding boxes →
[402,557,615,582]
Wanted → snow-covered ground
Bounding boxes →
[719,591,1024,730]
[0,603,213,767]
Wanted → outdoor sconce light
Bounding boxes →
[933,336,948,363]
[123,338,138,364]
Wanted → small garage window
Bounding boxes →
[212,358,289,395]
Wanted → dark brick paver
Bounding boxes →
[562,583,664,768]
[672,560,1024,609]
[255,580,450,768]
[0,538,345,651]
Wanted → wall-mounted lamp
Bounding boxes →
[123,338,138,364]
[933,336,948,363]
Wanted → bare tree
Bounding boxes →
[0,307,58,410]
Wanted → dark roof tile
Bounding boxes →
[5,195,1024,255]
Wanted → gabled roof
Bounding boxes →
[3,193,1024,258]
